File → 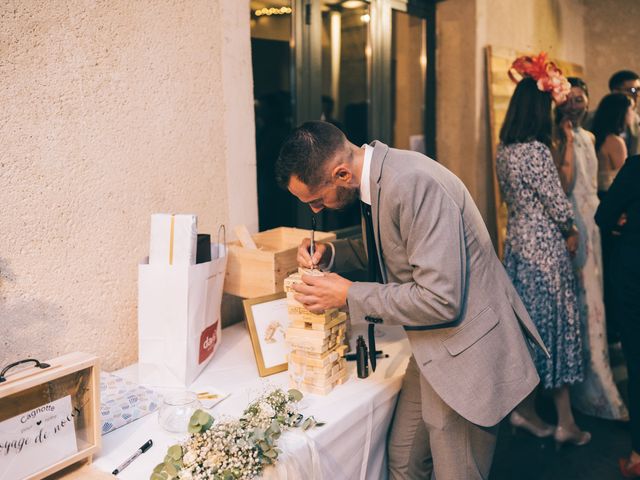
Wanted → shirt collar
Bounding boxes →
[360,144,373,205]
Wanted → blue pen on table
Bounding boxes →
[112,439,153,475]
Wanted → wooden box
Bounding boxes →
[0,352,101,480]
[223,227,336,298]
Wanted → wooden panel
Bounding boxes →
[485,46,584,259]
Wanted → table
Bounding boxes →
[92,322,410,480]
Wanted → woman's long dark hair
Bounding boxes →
[592,93,631,151]
[500,77,553,147]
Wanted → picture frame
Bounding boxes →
[242,292,290,377]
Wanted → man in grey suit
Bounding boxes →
[275,121,547,479]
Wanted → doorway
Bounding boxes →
[250,0,435,232]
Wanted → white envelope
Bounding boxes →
[149,213,198,265]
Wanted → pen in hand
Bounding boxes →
[310,216,316,267]
[112,439,153,475]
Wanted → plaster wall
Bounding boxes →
[584,0,640,107]
[0,0,257,371]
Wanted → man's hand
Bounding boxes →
[297,238,332,269]
[560,118,574,144]
[292,273,352,313]
[565,228,579,257]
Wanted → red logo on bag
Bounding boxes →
[199,321,218,364]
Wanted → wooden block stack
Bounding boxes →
[284,268,349,395]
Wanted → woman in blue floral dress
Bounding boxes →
[496,57,590,448]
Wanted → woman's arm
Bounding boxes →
[552,121,575,194]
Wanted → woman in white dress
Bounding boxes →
[555,77,628,420]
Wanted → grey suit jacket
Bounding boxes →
[334,141,548,427]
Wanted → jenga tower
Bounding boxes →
[284,268,349,395]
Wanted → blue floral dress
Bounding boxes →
[496,141,583,389]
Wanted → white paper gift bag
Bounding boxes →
[138,242,227,387]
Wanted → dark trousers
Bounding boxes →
[601,231,620,340]
[611,239,640,452]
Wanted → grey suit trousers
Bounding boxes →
[388,357,499,480]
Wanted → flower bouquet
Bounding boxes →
[150,388,322,480]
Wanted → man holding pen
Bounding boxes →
[275,121,547,480]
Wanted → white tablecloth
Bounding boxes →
[93,322,410,480]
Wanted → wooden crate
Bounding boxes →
[223,227,335,298]
[0,352,101,480]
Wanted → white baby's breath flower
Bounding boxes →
[182,450,197,466]
[178,470,194,480]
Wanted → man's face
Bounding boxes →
[288,170,359,214]
[614,79,640,110]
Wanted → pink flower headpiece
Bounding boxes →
[508,52,571,104]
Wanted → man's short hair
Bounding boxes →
[275,121,347,189]
[609,70,640,91]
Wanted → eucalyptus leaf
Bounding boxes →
[165,462,178,476]
[153,463,165,474]
[264,449,277,458]
[270,420,281,434]
[168,445,183,461]
[288,389,303,402]
[197,410,212,425]
[150,473,168,480]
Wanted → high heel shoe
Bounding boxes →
[553,425,591,450]
[509,411,555,438]
[619,458,640,478]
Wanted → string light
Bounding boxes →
[254,6,292,17]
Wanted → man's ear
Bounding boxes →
[331,164,352,185]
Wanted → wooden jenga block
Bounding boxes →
[283,274,302,293]
[290,381,335,396]
[284,269,350,395]
[289,349,341,368]
[286,326,332,341]
[287,327,345,349]
[288,356,345,377]
[286,319,345,342]
[288,363,340,383]
[290,311,347,332]
[292,366,348,393]
[286,294,340,323]
[283,268,323,293]
[335,344,349,357]
[298,267,324,276]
